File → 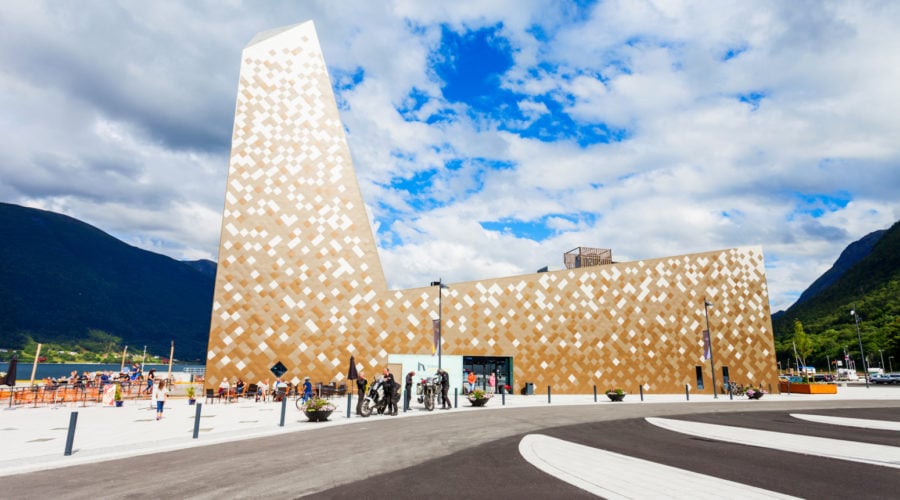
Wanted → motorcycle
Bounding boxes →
[416,373,442,411]
[360,376,388,417]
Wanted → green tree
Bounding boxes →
[793,320,814,380]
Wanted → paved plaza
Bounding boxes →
[1,385,897,479]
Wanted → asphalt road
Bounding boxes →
[4,400,899,499]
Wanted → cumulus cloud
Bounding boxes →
[1,0,898,316]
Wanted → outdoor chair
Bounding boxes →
[204,388,220,404]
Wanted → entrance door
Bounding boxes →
[462,356,511,393]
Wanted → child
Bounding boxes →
[152,380,167,420]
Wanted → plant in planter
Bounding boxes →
[301,397,336,422]
[114,383,123,407]
[745,387,767,400]
[185,385,196,404]
[467,389,493,407]
[605,388,626,402]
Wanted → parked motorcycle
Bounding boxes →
[360,376,388,417]
[416,373,441,411]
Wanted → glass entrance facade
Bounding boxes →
[462,356,512,394]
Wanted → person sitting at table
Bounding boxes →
[273,378,287,401]
[256,379,269,402]
[218,379,230,398]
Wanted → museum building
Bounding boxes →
[205,21,779,396]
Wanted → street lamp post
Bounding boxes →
[430,279,450,372]
[703,299,718,399]
[878,349,885,370]
[851,308,869,389]
[890,356,895,375]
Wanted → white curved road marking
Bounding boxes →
[518,434,799,499]
[790,413,900,431]
[646,417,900,468]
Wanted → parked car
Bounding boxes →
[870,374,893,384]
[812,374,834,383]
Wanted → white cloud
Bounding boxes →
[0,0,898,314]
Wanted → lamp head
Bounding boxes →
[704,300,713,307]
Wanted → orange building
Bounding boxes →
[205,21,778,396]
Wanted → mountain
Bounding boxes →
[184,259,217,279]
[771,220,900,368]
[0,202,215,361]
[793,228,887,308]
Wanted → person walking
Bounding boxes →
[152,379,167,420]
[404,371,414,411]
[355,371,367,415]
[440,369,452,409]
[488,372,496,394]
[383,368,396,416]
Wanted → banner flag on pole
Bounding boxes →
[702,329,711,360]
[432,319,440,355]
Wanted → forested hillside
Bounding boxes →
[0,203,215,361]
[772,220,900,372]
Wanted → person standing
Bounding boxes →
[440,369,452,409]
[152,379,167,420]
[302,376,313,403]
[355,372,367,415]
[488,372,496,394]
[404,371,415,411]
[145,369,156,395]
[467,371,476,393]
[383,368,396,416]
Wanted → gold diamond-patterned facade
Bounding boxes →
[206,21,778,394]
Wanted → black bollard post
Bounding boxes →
[403,388,408,413]
[547,385,551,404]
[346,393,352,419]
[502,389,505,406]
[593,385,597,403]
[279,394,287,427]
[64,411,78,456]
[454,388,458,408]
[729,383,733,400]
[639,385,644,402]
[768,383,772,395]
[685,384,690,401]
[193,403,202,439]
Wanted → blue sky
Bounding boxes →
[0,1,899,314]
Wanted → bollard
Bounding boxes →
[729,383,733,401]
[454,388,458,408]
[279,394,287,427]
[768,383,772,395]
[64,411,78,456]
[685,384,690,401]
[404,388,408,413]
[346,393,352,419]
[502,390,505,406]
[192,403,202,439]
[547,385,551,404]
[639,385,644,402]
[593,385,597,403]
